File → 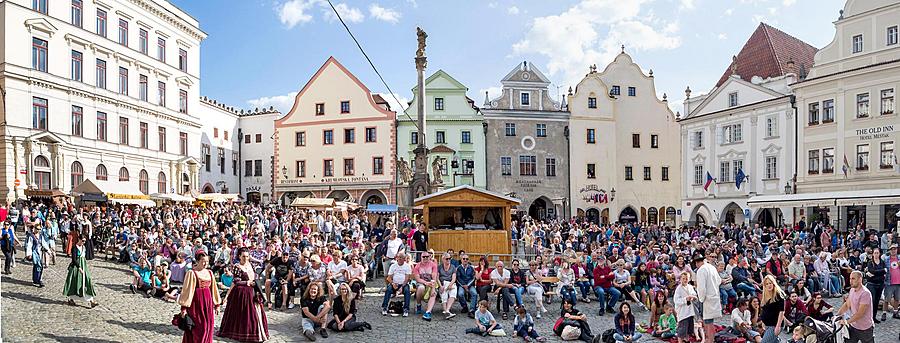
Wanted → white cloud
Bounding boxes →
[369,4,401,23]
[782,0,796,5]
[724,8,734,16]
[324,2,364,23]
[767,7,777,15]
[246,91,299,113]
[512,0,680,88]
[487,2,498,8]
[679,0,695,10]
[717,33,727,40]
[278,0,318,28]
[508,6,520,15]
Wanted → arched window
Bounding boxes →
[138,169,149,194]
[70,161,84,188]
[96,164,108,181]
[118,167,129,182]
[33,155,51,190]
[157,172,167,193]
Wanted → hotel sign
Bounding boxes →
[579,184,613,204]
[855,125,894,140]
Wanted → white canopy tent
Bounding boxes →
[150,193,195,203]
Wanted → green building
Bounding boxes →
[398,70,486,190]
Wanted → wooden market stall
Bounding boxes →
[414,185,521,256]
[290,197,337,232]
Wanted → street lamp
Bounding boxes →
[281,165,288,179]
[610,188,616,201]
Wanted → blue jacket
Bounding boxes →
[456,264,475,287]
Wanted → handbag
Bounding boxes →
[172,313,194,332]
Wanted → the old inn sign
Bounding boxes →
[580,184,615,204]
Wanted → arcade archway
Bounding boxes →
[618,206,638,223]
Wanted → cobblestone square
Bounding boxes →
[3,253,899,343]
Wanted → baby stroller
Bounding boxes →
[797,317,844,343]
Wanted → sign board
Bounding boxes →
[744,208,751,218]
[14,179,20,187]
[19,169,26,175]
[855,125,894,140]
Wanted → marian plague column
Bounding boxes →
[408,27,432,204]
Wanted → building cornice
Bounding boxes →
[126,0,207,41]
[677,95,790,124]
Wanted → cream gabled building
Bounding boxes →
[273,57,396,206]
[751,0,900,231]
[0,0,206,203]
[567,51,681,225]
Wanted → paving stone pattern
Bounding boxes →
[3,253,900,342]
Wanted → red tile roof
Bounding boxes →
[715,23,818,87]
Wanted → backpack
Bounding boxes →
[600,328,616,343]
[388,300,403,316]
[560,326,581,341]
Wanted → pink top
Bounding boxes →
[889,256,900,286]
[414,260,437,283]
[848,286,874,331]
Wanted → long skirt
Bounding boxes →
[218,284,269,342]
[182,285,215,343]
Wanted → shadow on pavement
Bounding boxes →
[0,275,40,287]
[96,282,133,293]
[106,319,181,337]
[2,291,66,306]
[41,332,121,343]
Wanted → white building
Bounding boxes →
[196,97,239,194]
[237,107,280,204]
[0,0,207,204]
[681,23,817,227]
[751,0,900,231]
[568,51,681,225]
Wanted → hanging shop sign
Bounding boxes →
[579,184,614,204]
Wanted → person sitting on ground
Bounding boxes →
[554,298,596,343]
[648,290,669,332]
[805,292,833,321]
[513,305,546,342]
[465,300,503,336]
[129,257,154,295]
[346,254,367,300]
[614,302,643,343]
[150,261,179,301]
[786,326,805,343]
[730,299,762,343]
[655,304,677,339]
[381,252,412,317]
[783,290,807,331]
[413,249,439,321]
[327,283,371,332]
[300,282,331,341]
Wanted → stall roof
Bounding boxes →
[150,193,195,202]
[73,179,144,197]
[414,185,522,205]
[748,188,900,208]
[366,204,398,214]
[195,193,240,202]
[290,197,335,208]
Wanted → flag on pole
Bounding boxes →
[842,155,850,177]
[735,168,747,189]
[703,171,715,191]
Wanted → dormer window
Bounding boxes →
[852,34,863,53]
[588,97,597,108]
[520,92,530,106]
[728,92,739,107]
[610,86,621,96]
[434,97,444,111]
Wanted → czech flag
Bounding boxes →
[703,171,715,191]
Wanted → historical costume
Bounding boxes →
[177,269,221,343]
[63,241,98,307]
[218,263,269,342]
[26,228,44,287]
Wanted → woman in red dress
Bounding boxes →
[177,252,221,343]
[218,247,270,342]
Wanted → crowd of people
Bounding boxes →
[0,199,896,343]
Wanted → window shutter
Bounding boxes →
[717,127,724,145]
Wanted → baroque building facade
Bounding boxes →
[682,23,816,227]
[273,57,396,206]
[482,62,570,220]
[752,0,900,231]
[568,51,681,225]
[1,0,205,203]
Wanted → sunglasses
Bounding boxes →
[422,255,432,258]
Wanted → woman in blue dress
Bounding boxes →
[26,225,45,287]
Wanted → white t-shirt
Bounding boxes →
[328,260,348,282]
[389,262,413,284]
[490,268,511,285]
[386,238,403,259]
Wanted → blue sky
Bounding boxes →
[170,0,845,115]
